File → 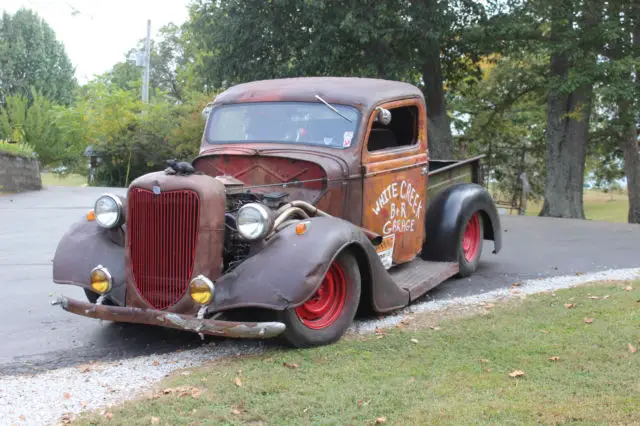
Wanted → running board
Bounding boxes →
[388,259,459,301]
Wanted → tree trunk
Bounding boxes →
[539,50,592,219]
[421,43,453,160]
[620,118,640,223]
[621,0,640,223]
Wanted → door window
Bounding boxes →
[367,105,419,152]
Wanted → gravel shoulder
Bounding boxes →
[1,267,638,426]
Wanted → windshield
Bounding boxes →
[206,102,360,149]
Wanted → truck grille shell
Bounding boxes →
[128,188,200,310]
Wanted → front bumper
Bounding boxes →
[52,296,286,339]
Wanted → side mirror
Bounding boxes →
[375,107,392,125]
[202,104,213,121]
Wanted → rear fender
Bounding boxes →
[421,183,502,262]
[53,219,126,305]
[211,216,409,313]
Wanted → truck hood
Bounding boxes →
[193,145,352,207]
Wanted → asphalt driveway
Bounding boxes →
[1,186,639,375]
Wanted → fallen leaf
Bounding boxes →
[76,364,92,373]
[234,377,243,387]
[105,412,113,420]
[283,362,300,369]
[410,338,419,344]
[376,335,384,339]
[603,295,610,299]
[624,286,633,291]
[376,417,387,424]
[509,370,525,378]
[480,359,489,364]
[190,388,202,399]
[375,327,386,335]
[409,376,415,383]
[564,303,575,309]
[63,392,71,400]
[548,356,560,361]
[152,360,160,366]
[181,371,191,376]
[19,415,26,421]
[584,318,594,324]
[588,296,600,300]
[484,368,491,372]
[151,417,160,425]
[231,409,241,415]
[237,369,243,375]
[629,343,637,354]
[542,330,549,334]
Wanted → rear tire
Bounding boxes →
[276,250,361,347]
[457,212,484,277]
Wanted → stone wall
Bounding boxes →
[0,152,42,192]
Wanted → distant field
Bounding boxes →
[524,190,629,223]
[40,172,87,187]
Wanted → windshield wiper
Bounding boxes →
[315,94,352,122]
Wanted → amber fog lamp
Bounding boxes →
[189,275,215,305]
[90,265,112,294]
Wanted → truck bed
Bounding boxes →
[427,154,485,210]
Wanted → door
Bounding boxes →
[361,98,428,267]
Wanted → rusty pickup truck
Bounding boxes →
[52,77,502,347]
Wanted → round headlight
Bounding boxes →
[237,203,271,240]
[94,194,124,229]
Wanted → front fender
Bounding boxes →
[210,216,409,313]
[53,218,126,305]
[421,183,502,262]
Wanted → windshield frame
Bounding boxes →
[204,101,362,150]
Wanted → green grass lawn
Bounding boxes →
[521,190,629,223]
[40,172,87,187]
[77,281,639,425]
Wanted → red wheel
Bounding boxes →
[462,213,481,262]
[457,212,484,277]
[277,251,361,347]
[295,262,347,329]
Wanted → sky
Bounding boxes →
[1,0,191,83]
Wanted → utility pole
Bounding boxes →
[141,19,151,103]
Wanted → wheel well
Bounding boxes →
[479,209,495,241]
[341,243,375,317]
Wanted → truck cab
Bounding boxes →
[52,77,502,348]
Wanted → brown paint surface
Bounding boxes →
[361,99,428,264]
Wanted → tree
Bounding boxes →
[103,24,190,102]
[0,8,76,105]
[185,0,488,159]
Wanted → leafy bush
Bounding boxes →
[0,139,36,158]
[55,81,215,187]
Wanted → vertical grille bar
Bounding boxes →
[128,188,200,310]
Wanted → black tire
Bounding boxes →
[83,288,114,306]
[456,211,484,278]
[276,250,361,348]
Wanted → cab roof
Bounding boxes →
[212,77,424,111]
